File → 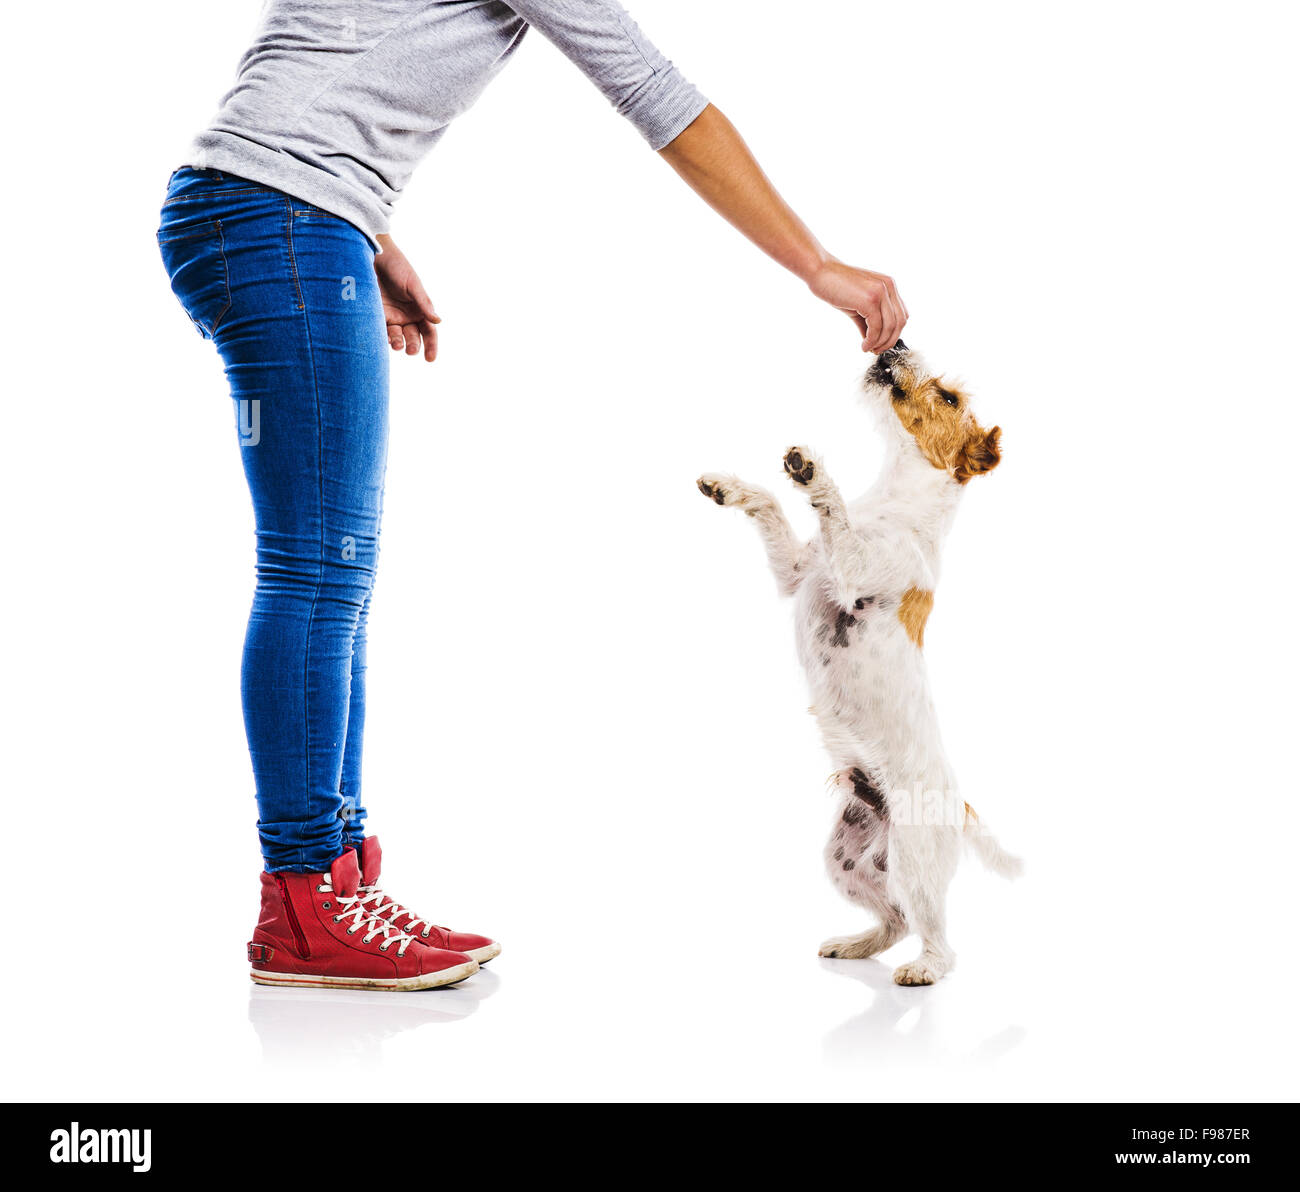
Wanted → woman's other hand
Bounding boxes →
[374,235,441,361]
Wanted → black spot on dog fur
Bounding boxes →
[841,802,868,827]
[850,767,889,820]
[853,596,876,611]
[830,609,856,647]
[842,858,856,871]
[833,847,844,861]
[874,851,888,872]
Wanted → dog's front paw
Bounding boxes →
[892,959,940,986]
[697,473,773,515]
[784,447,817,486]
[696,474,731,506]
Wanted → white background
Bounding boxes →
[3,0,1298,1102]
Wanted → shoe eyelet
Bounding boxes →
[322,901,331,909]
[333,915,342,923]
[379,943,390,952]
[347,927,357,935]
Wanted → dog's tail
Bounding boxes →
[962,803,1023,879]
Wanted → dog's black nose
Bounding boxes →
[867,339,907,383]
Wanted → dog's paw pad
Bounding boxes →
[784,448,816,486]
[697,476,728,505]
[892,960,938,986]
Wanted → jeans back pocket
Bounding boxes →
[157,219,232,339]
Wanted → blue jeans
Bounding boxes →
[158,167,389,873]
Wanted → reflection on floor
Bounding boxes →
[819,957,1026,1067]
[248,969,502,1066]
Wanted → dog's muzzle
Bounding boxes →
[867,338,908,384]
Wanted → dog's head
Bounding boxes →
[864,341,1001,484]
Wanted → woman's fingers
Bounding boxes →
[864,285,905,353]
[860,287,890,353]
[385,315,439,361]
[893,279,910,325]
[882,291,903,353]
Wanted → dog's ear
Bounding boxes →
[954,425,1001,483]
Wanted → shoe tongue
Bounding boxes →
[329,849,361,898]
[359,836,383,887]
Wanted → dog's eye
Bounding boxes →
[937,388,960,408]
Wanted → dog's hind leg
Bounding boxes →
[819,767,908,959]
[887,823,960,985]
[697,473,810,594]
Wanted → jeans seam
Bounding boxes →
[284,197,325,871]
[284,198,306,312]
[162,187,271,206]
[210,220,233,334]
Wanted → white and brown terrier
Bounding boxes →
[697,342,1020,985]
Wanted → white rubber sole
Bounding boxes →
[250,959,479,992]
[465,942,501,965]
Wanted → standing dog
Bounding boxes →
[697,342,1020,985]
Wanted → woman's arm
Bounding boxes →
[659,105,907,353]
[502,4,906,351]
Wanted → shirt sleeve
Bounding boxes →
[502,0,708,149]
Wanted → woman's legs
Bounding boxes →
[159,171,492,987]
[209,191,388,872]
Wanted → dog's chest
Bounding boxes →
[809,590,888,653]
[798,583,899,669]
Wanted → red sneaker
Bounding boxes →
[355,837,501,965]
[248,849,479,991]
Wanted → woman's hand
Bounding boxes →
[807,259,908,354]
[374,234,441,362]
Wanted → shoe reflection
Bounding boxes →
[819,958,1025,1067]
[249,968,501,1066]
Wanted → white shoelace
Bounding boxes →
[357,882,441,941]
[317,879,417,955]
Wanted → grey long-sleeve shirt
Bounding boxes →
[187,0,707,245]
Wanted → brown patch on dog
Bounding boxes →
[897,587,934,647]
[888,369,1001,484]
[964,801,978,824]
[954,425,1002,484]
